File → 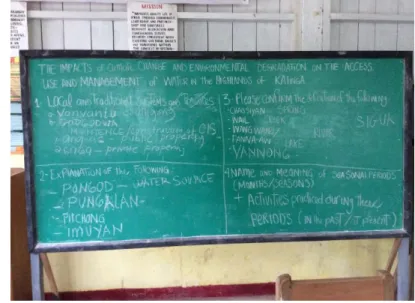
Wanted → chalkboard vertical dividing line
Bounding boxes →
[218,96,228,234]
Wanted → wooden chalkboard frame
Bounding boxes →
[20,50,413,253]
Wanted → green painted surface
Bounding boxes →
[28,57,404,244]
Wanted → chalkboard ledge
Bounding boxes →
[32,230,410,253]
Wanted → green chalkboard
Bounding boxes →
[21,51,413,252]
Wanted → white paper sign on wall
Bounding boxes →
[10,1,28,57]
[128,2,178,51]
